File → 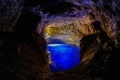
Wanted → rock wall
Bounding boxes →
[0,1,49,79]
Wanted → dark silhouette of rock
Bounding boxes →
[0,4,49,79]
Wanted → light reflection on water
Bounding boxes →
[47,44,81,72]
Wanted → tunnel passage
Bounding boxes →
[44,19,82,72]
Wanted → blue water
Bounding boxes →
[48,39,65,44]
[47,44,81,72]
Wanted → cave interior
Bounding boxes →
[0,0,120,80]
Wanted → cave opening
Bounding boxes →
[44,21,81,72]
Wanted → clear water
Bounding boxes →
[47,44,81,72]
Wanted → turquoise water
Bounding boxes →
[47,44,81,72]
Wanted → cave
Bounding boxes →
[0,0,120,80]
[44,22,81,72]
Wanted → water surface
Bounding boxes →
[47,44,81,72]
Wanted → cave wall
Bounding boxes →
[0,0,50,79]
[91,0,120,47]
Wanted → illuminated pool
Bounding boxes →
[47,44,81,72]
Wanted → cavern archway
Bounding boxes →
[43,18,83,72]
[37,14,94,72]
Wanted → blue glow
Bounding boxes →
[47,44,81,72]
